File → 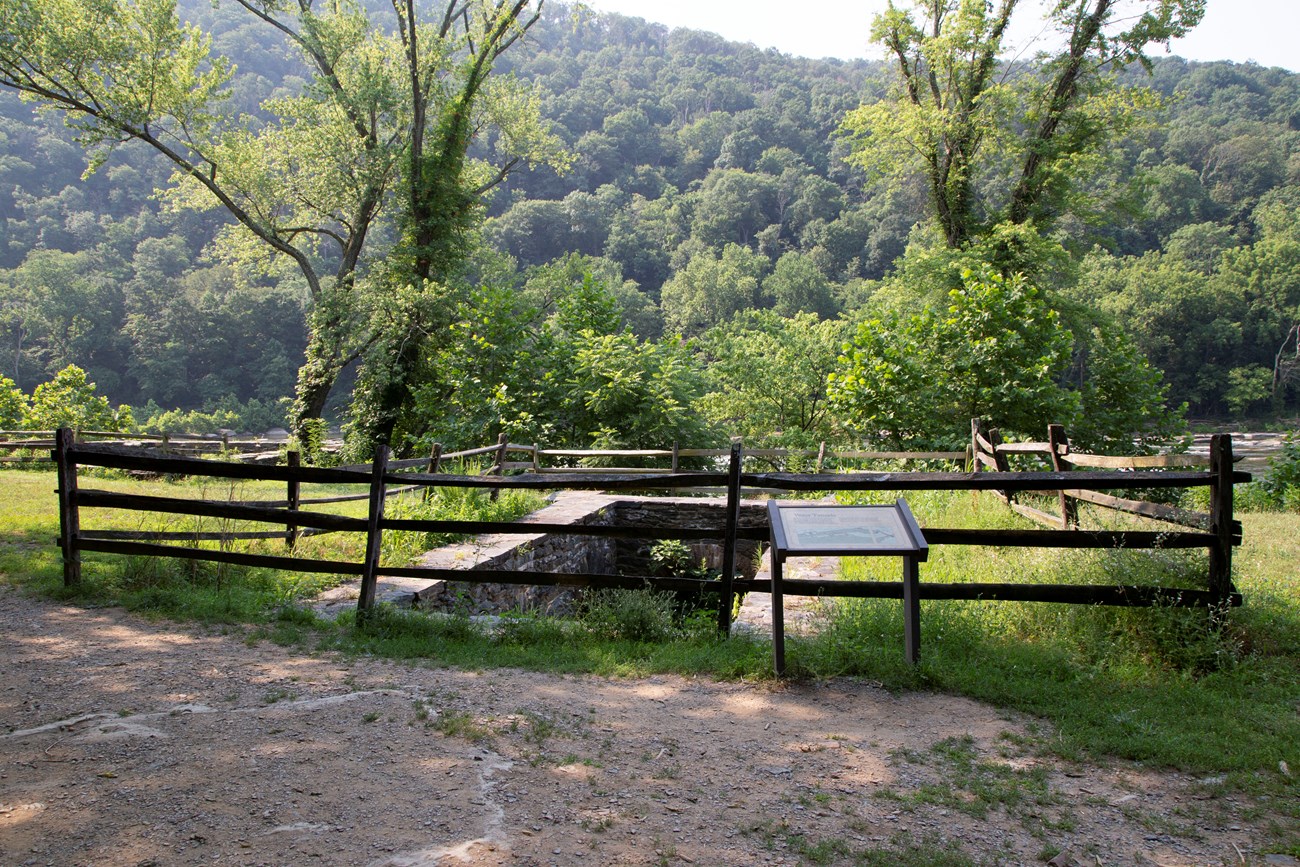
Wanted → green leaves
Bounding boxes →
[830,268,1077,447]
[0,375,27,429]
[26,364,123,431]
[0,0,232,161]
[699,310,847,448]
[844,0,1200,246]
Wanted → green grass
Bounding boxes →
[4,468,1297,848]
[1,468,541,621]
[790,491,1299,777]
[743,822,982,866]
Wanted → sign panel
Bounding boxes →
[779,506,907,551]
[767,501,926,558]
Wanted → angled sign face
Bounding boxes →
[767,501,927,560]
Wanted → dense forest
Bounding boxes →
[0,0,1297,453]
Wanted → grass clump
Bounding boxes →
[580,586,680,643]
[319,594,768,678]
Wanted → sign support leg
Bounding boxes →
[903,555,920,665]
[772,554,786,676]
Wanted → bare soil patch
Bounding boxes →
[0,586,1281,866]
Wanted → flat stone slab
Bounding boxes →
[732,548,838,638]
[311,492,620,618]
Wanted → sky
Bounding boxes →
[576,0,1300,72]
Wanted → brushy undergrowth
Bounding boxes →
[3,470,1297,825]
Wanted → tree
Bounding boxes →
[1066,325,1186,453]
[1072,249,1242,415]
[829,268,1078,447]
[0,0,564,448]
[763,252,837,319]
[841,0,1204,250]
[660,243,766,336]
[698,310,847,448]
[405,256,704,452]
[26,364,125,431]
[690,168,779,248]
[1,248,129,392]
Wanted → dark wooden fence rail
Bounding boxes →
[53,425,1250,641]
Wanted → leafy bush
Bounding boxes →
[649,539,698,577]
[1259,432,1300,509]
[25,365,126,432]
[1209,432,1300,513]
[135,396,289,435]
[829,268,1077,448]
[0,376,27,429]
[580,586,679,642]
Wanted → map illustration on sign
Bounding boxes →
[778,506,911,552]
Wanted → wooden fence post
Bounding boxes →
[285,451,300,550]
[989,426,1014,503]
[671,441,680,474]
[1047,424,1078,529]
[357,445,391,615]
[490,432,508,503]
[54,428,81,587]
[816,441,827,474]
[424,443,442,502]
[1208,434,1235,606]
[717,440,743,636]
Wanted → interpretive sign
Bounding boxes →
[767,499,928,673]
[771,504,916,553]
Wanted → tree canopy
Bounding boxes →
[0,0,565,451]
[2,0,1295,447]
[841,0,1204,250]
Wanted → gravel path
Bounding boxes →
[1,586,1285,866]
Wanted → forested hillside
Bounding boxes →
[0,0,1296,450]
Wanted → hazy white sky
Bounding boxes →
[577,1,1300,72]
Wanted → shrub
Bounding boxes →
[135,397,290,435]
[1259,432,1300,509]
[580,587,678,642]
[0,375,27,429]
[26,365,123,432]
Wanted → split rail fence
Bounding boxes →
[4,430,287,464]
[54,423,1249,649]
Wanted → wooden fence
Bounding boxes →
[475,435,966,475]
[53,424,1249,659]
[4,429,289,464]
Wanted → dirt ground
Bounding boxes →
[1,585,1289,867]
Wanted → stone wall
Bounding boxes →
[411,493,767,615]
[609,498,767,581]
